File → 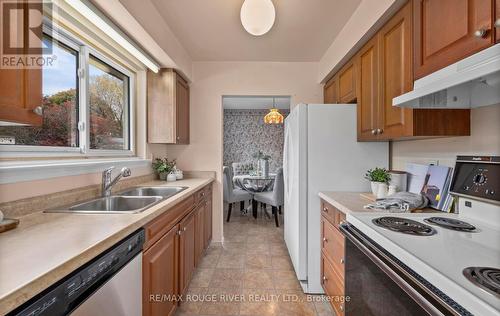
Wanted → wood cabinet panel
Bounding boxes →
[338,62,356,103]
[179,211,196,295]
[143,225,179,316]
[143,195,195,250]
[204,197,213,249]
[356,37,380,141]
[378,1,414,139]
[321,216,345,279]
[321,253,345,316]
[194,204,205,266]
[323,76,338,103]
[147,69,190,144]
[414,0,493,79]
[175,75,190,144]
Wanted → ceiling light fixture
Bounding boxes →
[240,0,276,36]
[264,98,284,124]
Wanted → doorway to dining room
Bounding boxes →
[222,95,290,230]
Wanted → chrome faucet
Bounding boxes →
[101,166,131,197]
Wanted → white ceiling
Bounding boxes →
[147,0,362,62]
[223,96,290,110]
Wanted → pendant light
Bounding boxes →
[240,0,276,36]
[264,98,284,124]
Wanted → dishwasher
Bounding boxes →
[9,229,145,316]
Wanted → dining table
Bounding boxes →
[233,173,276,218]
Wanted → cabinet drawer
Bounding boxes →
[195,186,210,204]
[320,200,336,224]
[321,254,345,316]
[144,194,195,250]
[321,218,345,279]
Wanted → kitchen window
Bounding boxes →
[0,27,134,157]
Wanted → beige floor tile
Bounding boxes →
[201,288,243,315]
[271,255,294,270]
[272,270,302,290]
[245,254,272,269]
[209,268,244,288]
[177,287,207,315]
[217,253,246,269]
[240,289,280,316]
[246,242,270,255]
[198,253,220,269]
[222,242,247,254]
[190,268,215,288]
[243,269,274,289]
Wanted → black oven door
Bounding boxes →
[340,223,470,316]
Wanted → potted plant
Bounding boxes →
[364,167,391,196]
[253,150,271,177]
[153,157,176,181]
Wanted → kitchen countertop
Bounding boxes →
[0,177,214,315]
[318,191,438,214]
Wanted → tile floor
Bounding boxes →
[175,204,334,316]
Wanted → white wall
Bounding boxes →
[156,61,322,242]
[392,105,500,169]
[317,0,403,82]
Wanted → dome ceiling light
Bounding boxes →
[240,0,276,36]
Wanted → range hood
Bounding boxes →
[393,43,500,109]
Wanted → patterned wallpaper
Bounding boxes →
[224,109,289,172]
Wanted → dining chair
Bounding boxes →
[223,166,253,222]
[231,162,254,176]
[253,168,284,227]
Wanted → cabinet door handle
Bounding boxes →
[323,237,328,242]
[322,207,328,213]
[177,230,182,235]
[340,304,344,311]
[322,276,327,282]
[371,129,376,135]
[474,28,488,38]
[495,19,500,28]
[176,136,180,140]
[340,258,345,264]
[376,128,383,134]
[183,227,187,231]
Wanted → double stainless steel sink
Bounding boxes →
[47,186,187,214]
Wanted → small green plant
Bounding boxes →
[252,150,271,160]
[153,157,176,175]
[364,167,391,183]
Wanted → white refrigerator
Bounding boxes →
[283,104,388,293]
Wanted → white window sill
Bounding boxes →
[0,157,152,184]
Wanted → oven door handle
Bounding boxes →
[340,224,460,316]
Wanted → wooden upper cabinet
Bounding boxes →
[338,61,357,103]
[175,75,190,144]
[178,212,196,295]
[378,1,414,139]
[143,225,179,316]
[323,75,338,103]
[496,0,500,42]
[414,0,493,79]
[0,0,43,126]
[356,37,380,141]
[147,69,190,144]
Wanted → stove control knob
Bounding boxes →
[473,174,486,185]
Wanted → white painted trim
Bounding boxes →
[0,158,151,184]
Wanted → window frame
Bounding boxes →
[0,24,135,158]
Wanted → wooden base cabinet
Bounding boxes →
[143,225,179,316]
[179,211,196,295]
[320,199,346,316]
[142,183,213,316]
